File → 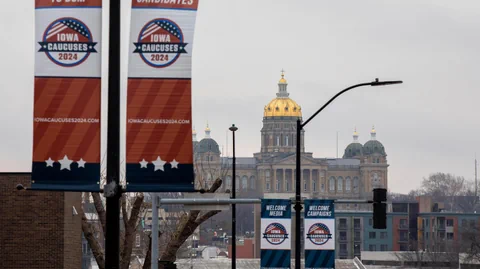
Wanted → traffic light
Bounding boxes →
[373,188,387,229]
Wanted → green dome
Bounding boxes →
[363,140,386,155]
[343,142,363,158]
[196,138,221,154]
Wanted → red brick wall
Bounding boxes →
[392,216,400,251]
[0,173,81,269]
[228,239,254,258]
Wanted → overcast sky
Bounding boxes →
[1,0,480,194]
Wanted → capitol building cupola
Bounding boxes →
[260,71,305,155]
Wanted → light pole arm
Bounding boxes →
[301,82,370,128]
[301,79,402,128]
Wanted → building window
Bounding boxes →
[226,176,232,189]
[242,176,248,189]
[345,177,351,192]
[250,176,255,190]
[354,244,361,256]
[369,232,376,239]
[304,181,307,192]
[369,218,373,226]
[425,232,428,239]
[340,231,347,241]
[354,219,361,229]
[340,244,347,255]
[135,234,141,247]
[400,231,408,241]
[462,219,467,227]
[321,183,325,192]
[286,135,289,146]
[354,231,361,241]
[337,177,343,192]
[353,177,359,193]
[470,220,476,228]
[329,177,335,192]
[399,244,408,251]
[369,245,376,251]
[285,180,290,192]
[380,244,388,251]
[339,218,347,229]
[380,232,387,239]
[276,136,280,146]
[447,232,454,240]
[312,180,317,192]
[400,219,408,228]
[276,179,280,191]
[446,219,454,227]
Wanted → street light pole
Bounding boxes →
[105,0,122,268]
[229,124,238,269]
[294,79,402,269]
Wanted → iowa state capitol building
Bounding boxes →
[193,72,389,201]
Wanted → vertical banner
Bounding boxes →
[32,0,102,191]
[261,199,291,269]
[304,200,335,269]
[125,1,199,192]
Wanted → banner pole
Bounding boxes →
[105,0,122,268]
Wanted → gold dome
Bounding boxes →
[264,97,302,117]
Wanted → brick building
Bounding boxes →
[0,172,82,269]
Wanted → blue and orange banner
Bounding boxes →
[32,1,102,191]
[304,200,336,269]
[125,0,199,191]
[261,199,291,269]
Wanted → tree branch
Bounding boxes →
[91,192,106,235]
[80,206,105,269]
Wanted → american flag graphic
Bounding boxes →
[45,18,91,42]
[140,19,182,41]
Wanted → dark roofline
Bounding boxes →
[0,172,31,175]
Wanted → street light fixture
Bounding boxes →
[229,124,238,269]
[294,79,403,269]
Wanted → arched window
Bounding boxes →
[286,135,289,146]
[329,177,335,192]
[250,176,256,190]
[353,177,359,193]
[226,176,232,189]
[337,177,343,192]
[235,176,240,190]
[241,176,248,190]
[345,177,351,192]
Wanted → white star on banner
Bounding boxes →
[139,159,148,168]
[152,156,166,171]
[170,159,179,169]
[58,155,73,171]
[45,157,54,167]
[77,158,86,168]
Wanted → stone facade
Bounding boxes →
[0,173,82,269]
